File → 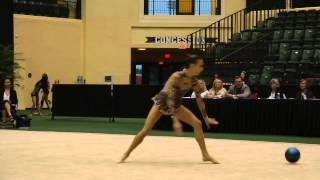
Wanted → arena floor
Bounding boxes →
[1,130,319,180]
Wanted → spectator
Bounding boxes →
[40,74,50,111]
[296,79,314,100]
[240,70,247,83]
[31,73,49,115]
[191,80,209,98]
[0,78,18,125]
[268,79,286,99]
[207,78,227,99]
[226,76,251,99]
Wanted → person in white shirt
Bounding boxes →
[268,79,286,99]
[190,80,209,98]
[207,78,227,99]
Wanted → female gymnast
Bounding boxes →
[120,55,219,164]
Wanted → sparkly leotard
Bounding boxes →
[152,69,198,115]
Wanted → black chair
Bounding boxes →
[304,29,315,41]
[288,50,302,64]
[300,49,314,64]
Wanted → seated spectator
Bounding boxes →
[0,78,18,125]
[226,76,251,99]
[191,80,209,98]
[296,79,314,100]
[268,79,286,99]
[207,78,227,99]
[240,70,247,83]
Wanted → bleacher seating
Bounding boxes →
[205,9,320,85]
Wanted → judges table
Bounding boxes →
[52,85,320,137]
[154,98,320,137]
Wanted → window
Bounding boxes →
[135,65,143,85]
[144,0,221,16]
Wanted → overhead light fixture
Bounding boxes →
[138,48,146,51]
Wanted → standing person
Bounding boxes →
[40,74,51,111]
[31,74,48,115]
[1,78,18,125]
[120,55,219,164]
[296,79,314,100]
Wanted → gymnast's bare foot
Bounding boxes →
[119,153,129,163]
[203,154,219,164]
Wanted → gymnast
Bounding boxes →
[120,55,219,164]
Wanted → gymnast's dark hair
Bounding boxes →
[184,54,203,68]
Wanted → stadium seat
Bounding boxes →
[300,49,314,64]
[295,23,305,29]
[262,66,273,74]
[248,74,260,86]
[278,43,290,63]
[290,42,303,50]
[265,19,275,29]
[241,31,252,41]
[283,30,294,40]
[298,64,313,78]
[314,49,320,64]
[304,29,315,40]
[259,74,272,86]
[283,68,297,84]
[251,32,261,41]
[232,33,241,41]
[293,30,304,41]
[271,43,280,54]
[272,65,285,80]
[256,21,265,30]
[288,50,302,64]
[273,30,283,41]
[303,43,313,49]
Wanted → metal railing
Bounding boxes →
[220,31,274,62]
[188,1,285,52]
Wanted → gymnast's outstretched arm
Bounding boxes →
[193,85,219,129]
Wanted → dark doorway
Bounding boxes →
[131,48,204,85]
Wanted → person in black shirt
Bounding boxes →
[268,79,286,99]
[1,78,18,125]
[40,74,50,111]
[296,79,314,100]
